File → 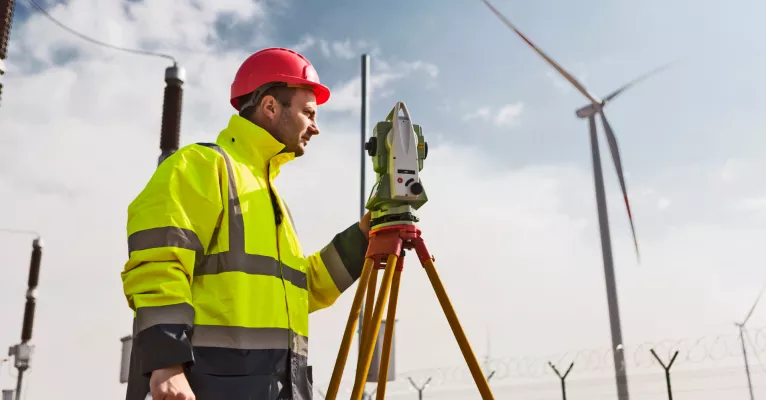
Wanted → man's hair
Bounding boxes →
[237,85,297,119]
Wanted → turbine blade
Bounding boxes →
[480,0,602,105]
[602,61,678,104]
[743,283,766,324]
[598,112,640,262]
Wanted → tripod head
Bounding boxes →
[364,101,429,229]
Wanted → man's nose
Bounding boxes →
[308,123,320,136]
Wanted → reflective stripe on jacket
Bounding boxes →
[121,114,367,400]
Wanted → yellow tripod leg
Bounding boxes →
[375,265,402,400]
[422,256,495,400]
[351,253,398,400]
[325,257,375,400]
[356,267,378,378]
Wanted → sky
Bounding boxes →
[1,0,766,399]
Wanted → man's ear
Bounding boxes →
[259,95,279,121]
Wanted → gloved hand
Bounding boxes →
[359,211,371,238]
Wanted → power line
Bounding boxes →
[21,0,176,64]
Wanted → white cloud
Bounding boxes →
[292,35,316,53]
[319,57,440,114]
[1,3,765,400]
[330,40,356,60]
[461,106,491,122]
[462,102,524,129]
[657,197,672,210]
[493,102,524,128]
[292,35,380,61]
[720,158,744,182]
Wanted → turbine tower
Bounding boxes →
[735,283,765,400]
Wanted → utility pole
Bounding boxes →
[358,53,370,397]
[6,235,43,400]
[358,53,369,342]
[0,0,16,106]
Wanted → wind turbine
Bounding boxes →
[480,1,675,399]
[735,283,766,400]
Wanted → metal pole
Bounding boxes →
[588,115,629,400]
[358,52,370,366]
[560,378,566,400]
[739,327,755,400]
[158,63,185,166]
[0,0,15,106]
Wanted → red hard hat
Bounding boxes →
[230,47,330,110]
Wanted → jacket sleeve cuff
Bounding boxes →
[134,323,195,377]
[335,222,369,281]
[323,222,368,280]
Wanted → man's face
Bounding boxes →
[263,88,319,157]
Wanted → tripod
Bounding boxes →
[324,223,495,400]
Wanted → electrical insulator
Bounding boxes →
[158,63,185,166]
[8,237,43,400]
[21,238,42,343]
[0,0,16,106]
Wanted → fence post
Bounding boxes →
[650,349,679,400]
[548,361,574,400]
[362,387,377,400]
[408,377,432,400]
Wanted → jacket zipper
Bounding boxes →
[267,164,293,354]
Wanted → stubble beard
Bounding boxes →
[275,107,305,157]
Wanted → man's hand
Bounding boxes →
[359,211,371,238]
[149,364,195,400]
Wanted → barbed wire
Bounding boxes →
[316,365,766,398]
[315,325,766,394]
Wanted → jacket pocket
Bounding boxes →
[185,370,286,400]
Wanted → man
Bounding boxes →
[121,47,371,400]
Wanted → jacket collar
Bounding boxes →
[216,114,296,176]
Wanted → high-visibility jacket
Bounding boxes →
[121,114,367,400]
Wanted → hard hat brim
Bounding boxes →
[286,78,331,105]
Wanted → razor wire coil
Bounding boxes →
[317,325,766,393]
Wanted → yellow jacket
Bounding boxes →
[121,115,367,400]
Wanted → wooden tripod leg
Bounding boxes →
[351,253,399,400]
[375,255,403,400]
[356,267,379,378]
[325,257,375,400]
[416,247,496,400]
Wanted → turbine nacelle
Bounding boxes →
[575,102,603,119]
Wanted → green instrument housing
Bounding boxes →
[364,102,429,228]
